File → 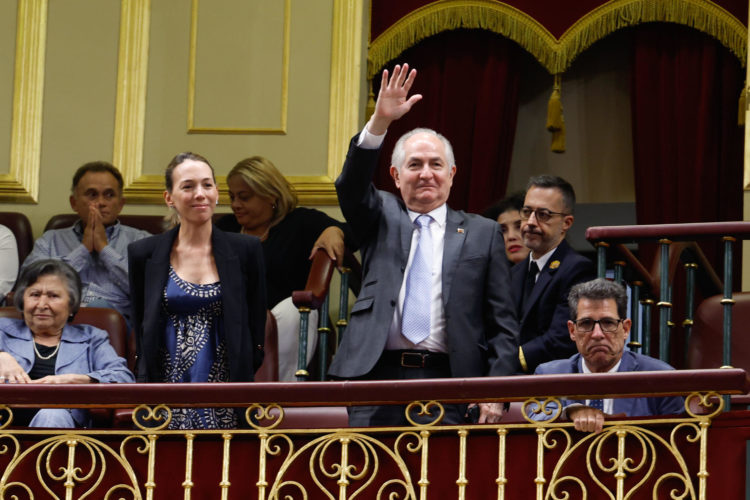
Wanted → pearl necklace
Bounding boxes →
[32,337,61,360]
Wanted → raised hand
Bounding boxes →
[367,63,423,135]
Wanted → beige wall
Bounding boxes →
[0,1,747,291]
[0,0,366,238]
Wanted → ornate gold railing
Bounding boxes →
[0,369,746,499]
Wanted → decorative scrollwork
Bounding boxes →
[269,432,416,500]
[246,403,284,430]
[132,404,171,431]
[376,478,412,499]
[542,427,572,454]
[37,437,106,498]
[522,397,563,424]
[547,425,697,500]
[394,431,422,457]
[0,406,12,430]
[0,433,20,467]
[685,392,723,418]
[264,434,294,464]
[404,401,444,426]
[0,435,143,500]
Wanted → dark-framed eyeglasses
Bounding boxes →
[520,206,569,223]
[573,318,623,333]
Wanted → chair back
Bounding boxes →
[687,292,750,372]
[0,212,34,267]
[255,310,279,382]
[0,306,131,369]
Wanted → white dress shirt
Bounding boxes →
[357,126,449,352]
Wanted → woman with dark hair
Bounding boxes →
[0,259,133,427]
[128,152,266,429]
[217,156,352,380]
[483,191,530,265]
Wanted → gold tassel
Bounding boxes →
[547,74,565,153]
[551,128,566,153]
[547,74,564,131]
[739,81,746,126]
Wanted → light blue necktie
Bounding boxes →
[402,214,433,345]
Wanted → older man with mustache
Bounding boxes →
[510,175,595,373]
[529,279,684,433]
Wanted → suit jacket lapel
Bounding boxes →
[399,206,414,268]
[442,209,465,305]
[521,241,570,321]
[142,228,177,365]
[55,325,88,372]
[212,228,240,308]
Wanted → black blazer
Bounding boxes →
[128,225,267,382]
[511,239,595,373]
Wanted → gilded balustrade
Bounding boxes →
[0,369,745,499]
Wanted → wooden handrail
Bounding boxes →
[2,369,746,408]
[586,221,750,243]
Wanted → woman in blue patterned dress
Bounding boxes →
[129,152,266,429]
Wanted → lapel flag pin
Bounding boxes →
[457,228,465,233]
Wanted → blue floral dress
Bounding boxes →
[160,267,237,429]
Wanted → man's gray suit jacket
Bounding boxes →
[328,135,519,379]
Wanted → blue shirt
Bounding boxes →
[22,220,151,322]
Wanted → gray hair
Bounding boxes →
[14,259,83,318]
[567,278,628,320]
[391,128,455,170]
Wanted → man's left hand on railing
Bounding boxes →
[473,402,505,424]
[310,226,346,269]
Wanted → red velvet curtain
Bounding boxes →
[631,23,743,226]
[371,29,523,213]
[630,23,744,364]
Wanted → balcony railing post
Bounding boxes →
[657,239,672,363]
[721,237,736,369]
[641,299,653,357]
[337,267,351,346]
[296,307,311,381]
[683,263,697,366]
[613,260,625,284]
[595,242,609,278]
[628,281,642,353]
[317,295,331,381]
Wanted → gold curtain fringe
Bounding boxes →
[369,1,556,77]
[368,0,746,78]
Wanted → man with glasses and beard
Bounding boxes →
[512,175,595,374]
[528,279,684,433]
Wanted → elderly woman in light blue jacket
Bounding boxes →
[0,259,133,427]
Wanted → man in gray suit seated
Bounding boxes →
[530,278,684,433]
[329,64,519,426]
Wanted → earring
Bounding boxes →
[272,203,277,210]
[216,200,219,205]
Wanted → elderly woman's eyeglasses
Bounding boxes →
[520,206,569,223]
[573,318,623,333]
